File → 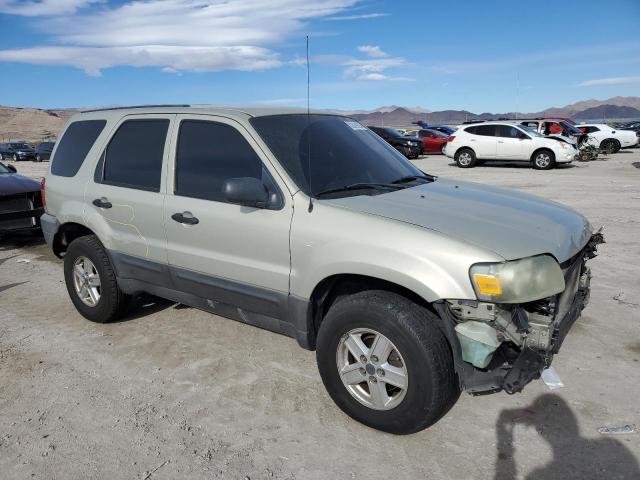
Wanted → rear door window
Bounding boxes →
[475,125,496,136]
[51,120,106,177]
[175,120,269,203]
[97,119,169,192]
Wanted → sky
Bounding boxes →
[0,0,639,112]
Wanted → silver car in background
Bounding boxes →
[40,106,603,433]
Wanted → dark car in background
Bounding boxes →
[35,141,55,162]
[0,142,36,161]
[0,161,43,235]
[367,126,422,159]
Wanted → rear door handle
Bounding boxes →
[92,197,112,209]
[497,141,504,143]
[172,211,199,225]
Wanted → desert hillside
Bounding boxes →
[0,106,77,143]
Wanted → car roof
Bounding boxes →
[74,105,339,122]
[461,120,521,126]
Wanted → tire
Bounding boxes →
[440,144,446,155]
[601,139,620,154]
[64,234,130,323]
[316,290,459,434]
[454,148,476,168]
[0,153,4,160]
[531,149,556,170]
[36,154,42,162]
[13,154,18,162]
[395,145,411,158]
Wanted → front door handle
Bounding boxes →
[92,197,112,209]
[172,211,199,225]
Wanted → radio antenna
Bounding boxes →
[306,35,313,213]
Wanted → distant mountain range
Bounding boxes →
[1,96,639,142]
[349,96,640,126]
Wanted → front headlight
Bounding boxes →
[469,255,565,303]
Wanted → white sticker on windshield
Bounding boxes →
[344,120,367,130]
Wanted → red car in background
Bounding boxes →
[413,129,449,154]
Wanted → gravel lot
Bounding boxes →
[1,151,639,479]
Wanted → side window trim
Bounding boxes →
[173,118,285,210]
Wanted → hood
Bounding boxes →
[323,178,592,263]
[546,135,576,145]
[0,173,41,196]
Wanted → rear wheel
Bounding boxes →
[64,235,130,323]
[13,154,18,161]
[532,149,556,170]
[455,148,476,168]
[601,139,620,154]
[36,154,42,162]
[316,290,459,434]
[440,144,446,155]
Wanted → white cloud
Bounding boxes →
[577,76,640,87]
[357,45,387,58]
[0,0,359,74]
[325,12,388,20]
[0,0,99,16]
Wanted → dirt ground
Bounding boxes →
[1,150,639,480]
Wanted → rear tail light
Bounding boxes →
[40,177,46,209]
[447,135,456,142]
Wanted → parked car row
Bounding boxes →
[0,141,55,162]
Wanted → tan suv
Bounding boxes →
[41,106,602,433]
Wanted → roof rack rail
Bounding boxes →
[81,104,191,113]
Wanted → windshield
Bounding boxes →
[380,127,403,138]
[520,125,543,137]
[250,114,425,197]
[0,162,10,174]
[428,129,448,138]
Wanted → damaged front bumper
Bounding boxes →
[435,230,604,395]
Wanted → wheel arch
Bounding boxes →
[454,146,475,158]
[52,222,96,258]
[303,273,439,350]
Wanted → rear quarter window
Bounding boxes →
[51,120,106,177]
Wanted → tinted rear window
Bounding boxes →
[51,120,106,177]
[98,119,169,192]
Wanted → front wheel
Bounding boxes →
[440,144,446,155]
[532,149,556,170]
[316,291,459,434]
[64,235,130,323]
[36,154,42,162]
[13,154,18,161]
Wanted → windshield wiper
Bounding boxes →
[315,182,402,197]
[391,174,436,184]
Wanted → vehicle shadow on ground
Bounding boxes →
[113,294,177,323]
[632,162,640,169]
[0,231,45,251]
[446,162,576,169]
[494,393,639,480]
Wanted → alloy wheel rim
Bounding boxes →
[536,153,550,167]
[72,256,101,307]
[336,328,408,411]
[458,152,471,165]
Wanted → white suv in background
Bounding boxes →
[445,121,578,170]
[575,123,639,153]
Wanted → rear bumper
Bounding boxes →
[40,213,59,248]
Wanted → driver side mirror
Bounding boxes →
[7,164,17,173]
[223,177,269,208]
